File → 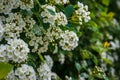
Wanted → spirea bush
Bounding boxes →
[0,0,120,80]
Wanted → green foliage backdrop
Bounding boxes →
[0,0,120,80]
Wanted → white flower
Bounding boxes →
[56,12,68,26]
[59,30,79,51]
[19,0,34,10]
[0,44,8,62]
[5,38,29,63]
[6,64,36,80]
[0,0,17,14]
[110,39,120,50]
[37,63,51,80]
[74,2,91,24]
[44,55,53,69]
[0,21,4,41]
[6,70,15,80]
[41,4,57,25]
[58,53,65,64]
[52,0,69,4]
[4,13,26,38]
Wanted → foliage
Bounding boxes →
[0,0,120,80]
[0,62,13,80]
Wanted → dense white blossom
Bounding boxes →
[6,64,36,80]
[37,63,51,80]
[41,4,57,25]
[3,13,26,38]
[0,38,29,63]
[0,44,8,62]
[51,0,69,4]
[19,0,34,10]
[59,30,79,51]
[110,39,120,50]
[44,55,53,69]
[5,70,15,80]
[0,21,4,41]
[6,38,29,63]
[0,0,16,14]
[46,26,62,42]
[56,12,68,26]
[74,2,91,24]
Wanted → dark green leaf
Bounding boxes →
[47,9,56,15]
[64,5,74,18]
[75,62,81,72]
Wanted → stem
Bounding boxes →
[38,53,44,62]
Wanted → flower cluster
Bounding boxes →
[37,63,51,80]
[73,2,91,25]
[59,30,79,51]
[0,0,16,14]
[0,21,4,41]
[50,0,69,4]
[41,4,68,26]
[37,55,53,80]
[0,38,29,63]
[3,13,26,38]
[41,4,57,25]
[0,0,92,79]
[0,0,34,14]
[56,12,68,26]
[6,64,36,80]
[19,0,34,10]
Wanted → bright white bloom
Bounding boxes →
[59,30,79,51]
[19,0,34,10]
[74,2,91,24]
[101,52,114,62]
[58,53,65,64]
[110,39,120,50]
[5,38,29,63]
[0,44,8,62]
[24,16,36,31]
[56,12,68,26]
[6,64,36,80]
[4,13,26,38]
[44,55,53,69]
[41,4,57,25]
[0,0,17,14]
[53,44,58,54]
[37,63,51,80]
[65,76,72,80]
[52,0,69,4]
[15,64,36,80]
[46,26,62,42]
[0,21,4,41]
[6,70,15,80]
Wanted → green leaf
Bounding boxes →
[101,0,110,6]
[102,58,112,65]
[47,9,56,15]
[81,50,92,59]
[21,10,33,17]
[75,62,81,72]
[64,5,74,18]
[93,56,98,65]
[38,53,44,62]
[31,24,42,36]
[0,62,13,79]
